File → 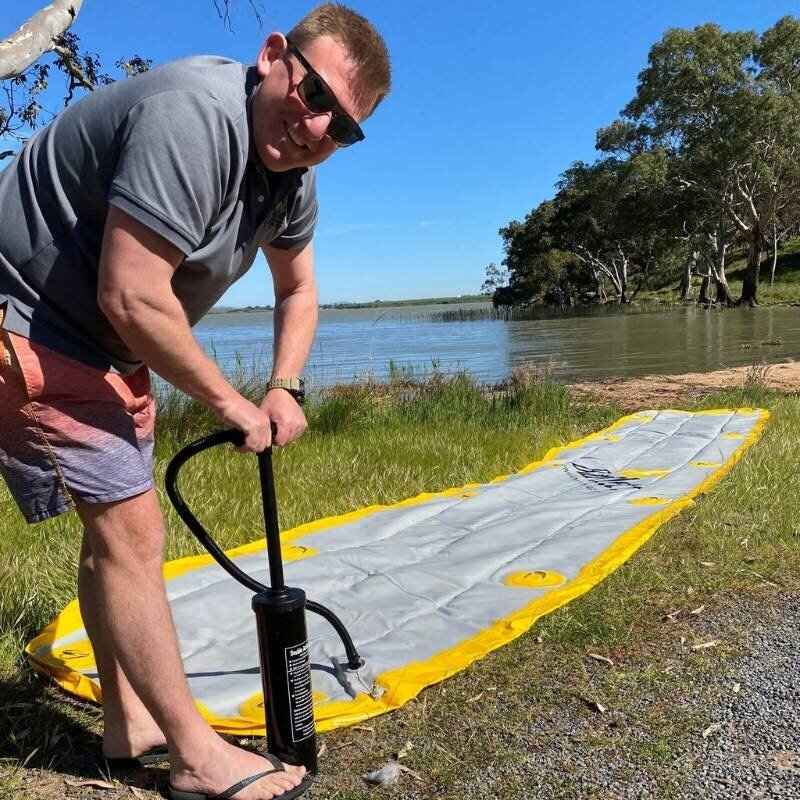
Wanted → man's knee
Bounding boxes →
[76,490,166,567]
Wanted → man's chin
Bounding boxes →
[259,142,316,172]
[259,148,295,172]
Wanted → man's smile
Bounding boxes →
[284,122,308,149]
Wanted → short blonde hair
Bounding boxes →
[289,3,391,116]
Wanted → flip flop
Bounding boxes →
[169,753,313,800]
[104,745,170,768]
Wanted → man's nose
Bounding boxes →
[301,111,333,141]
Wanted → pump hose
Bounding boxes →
[165,429,364,670]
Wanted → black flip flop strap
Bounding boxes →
[262,753,284,772]
[215,755,285,800]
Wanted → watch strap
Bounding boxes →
[266,377,304,392]
[266,377,305,405]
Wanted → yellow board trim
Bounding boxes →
[503,570,567,589]
[619,468,671,478]
[25,408,770,734]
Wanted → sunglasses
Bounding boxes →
[286,37,365,147]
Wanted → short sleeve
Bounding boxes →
[108,91,244,254]
[268,168,319,251]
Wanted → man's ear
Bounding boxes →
[256,32,288,78]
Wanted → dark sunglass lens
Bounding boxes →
[300,74,336,113]
[327,116,356,146]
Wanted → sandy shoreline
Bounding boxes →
[570,360,800,409]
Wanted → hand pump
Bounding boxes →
[165,430,363,774]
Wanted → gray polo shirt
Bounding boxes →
[0,56,318,374]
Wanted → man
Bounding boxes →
[0,3,390,798]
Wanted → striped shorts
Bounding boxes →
[0,316,155,523]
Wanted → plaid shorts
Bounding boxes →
[0,316,155,523]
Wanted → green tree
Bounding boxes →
[494,201,588,308]
[550,154,679,303]
[494,152,682,307]
[600,19,800,306]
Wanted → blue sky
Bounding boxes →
[2,0,791,305]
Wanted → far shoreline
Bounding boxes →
[210,294,489,314]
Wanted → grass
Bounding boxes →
[0,369,798,798]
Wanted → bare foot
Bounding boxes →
[171,737,306,799]
[101,710,167,759]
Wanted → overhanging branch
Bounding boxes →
[0,0,84,80]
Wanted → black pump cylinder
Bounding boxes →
[253,587,318,775]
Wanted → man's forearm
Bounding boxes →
[271,285,318,379]
[103,290,238,413]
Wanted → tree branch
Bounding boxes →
[0,0,84,80]
[212,0,264,31]
[52,41,95,95]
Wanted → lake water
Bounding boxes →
[194,303,800,388]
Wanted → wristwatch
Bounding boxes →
[266,376,305,406]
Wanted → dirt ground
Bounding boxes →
[570,359,800,409]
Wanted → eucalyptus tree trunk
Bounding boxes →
[698,274,711,306]
[680,251,697,301]
[713,247,734,307]
[770,223,778,286]
[740,227,763,307]
[714,276,734,306]
[597,275,608,303]
[706,230,734,306]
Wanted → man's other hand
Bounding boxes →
[215,395,273,452]
[261,388,308,446]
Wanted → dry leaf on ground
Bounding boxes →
[702,722,723,739]
[587,652,614,666]
[398,764,424,783]
[397,740,414,759]
[772,751,800,771]
[692,640,720,651]
[581,698,607,713]
[65,777,117,790]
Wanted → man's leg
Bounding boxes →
[78,533,166,757]
[75,489,305,798]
